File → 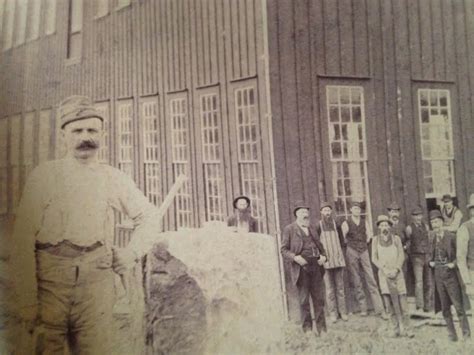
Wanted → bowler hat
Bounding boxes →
[467,193,474,209]
[387,202,401,211]
[442,194,453,202]
[376,215,393,227]
[411,206,423,215]
[233,195,251,209]
[293,201,310,216]
[58,95,104,129]
[429,210,443,221]
[319,201,332,211]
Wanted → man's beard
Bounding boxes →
[237,208,251,220]
[322,214,333,223]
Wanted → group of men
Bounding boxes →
[281,195,474,342]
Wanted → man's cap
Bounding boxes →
[293,201,310,216]
[387,202,401,211]
[58,95,104,129]
[411,206,423,215]
[429,209,443,221]
[350,201,362,209]
[441,194,453,202]
[319,201,332,211]
[233,195,251,209]
[376,215,393,227]
[467,193,474,209]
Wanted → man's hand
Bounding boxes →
[429,261,435,268]
[293,255,308,267]
[465,283,474,297]
[317,255,327,266]
[446,262,455,269]
[112,247,139,275]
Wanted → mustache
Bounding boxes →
[76,140,99,150]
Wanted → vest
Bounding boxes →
[442,206,458,227]
[345,217,368,253]
[319,220,345,269]
[462,220,474,270]
[409,222,430,255]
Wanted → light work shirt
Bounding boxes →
[10,158,163,308]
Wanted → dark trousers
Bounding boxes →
[296,267,326,334]
[411,253,433,311]
[435,270,471,340]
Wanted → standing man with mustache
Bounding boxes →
[9,95,164,354]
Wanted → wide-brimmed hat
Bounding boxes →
[442,194,453,202]
[293,201,310,216]
[411,206,423,215]
[319,201,332,211]
[376,215,393,227]
[387,202,401,211]
[58,95,104,129]
[233,195,251,209]
[467,193,474,209]
[429,210,443,221]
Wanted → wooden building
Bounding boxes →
[1,0,474,317]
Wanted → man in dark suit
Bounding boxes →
[429,210,471,342]
[281,202,327,334]
[227,195,259,233]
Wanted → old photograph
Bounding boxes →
[0,0,473,354]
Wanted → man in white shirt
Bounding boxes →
[10,96,164,354]
[457,194,474,309]
[341,201,386,318]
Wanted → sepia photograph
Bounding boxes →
[0,0,473,354]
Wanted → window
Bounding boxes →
[0,119,8,214]
[235,86,264,232]
[0,0,5,36]
[23,112,36,179]
[170,96,193,228]
[43,0,56,35]
[200,93,225,222]
[418,89,455,199]
[94,102,110,164]
[117,99,134,179]
[3,0,15,50]
[10,115,21,209]
[326,86,372,222]
[26,0,41,41]
[66,0,82,60]
[38,109,51,163]
[95,0,109,18]
[14,0,28,46]
[141,97,161,206]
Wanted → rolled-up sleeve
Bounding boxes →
[457,225,471,285]
[10,167,46,310]
[112,171,164,257]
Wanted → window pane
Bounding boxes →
[44,0,57,35]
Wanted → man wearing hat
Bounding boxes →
[281,202,328,334]
[429,210,471,342]
[9,95,164,353]
[457,194,474,311]
[440,194,463,233]
[387,202,409,281]
[340,201,386,318]
[316,202,348,323]
[405,206,433,313]
[227,195,258,233]
[372,215,412,337]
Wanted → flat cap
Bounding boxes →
[376,214,393,227]
[429,209,443,221]
[441,194,453,202]
[387,202,401,211]
[293,201,310,216]
[411,206,423,215]
[319,201,332,210]
[58,95,104,129]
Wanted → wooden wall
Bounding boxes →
[268,0,474,230]
[0,0,277,236]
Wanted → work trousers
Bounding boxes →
[323,267,347,317]
[345,247,384,314]
[296,267,326,334]
[35,247,115,354]
[410,253,433,311]
[383,294,410,336]
[435,269,471,340]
